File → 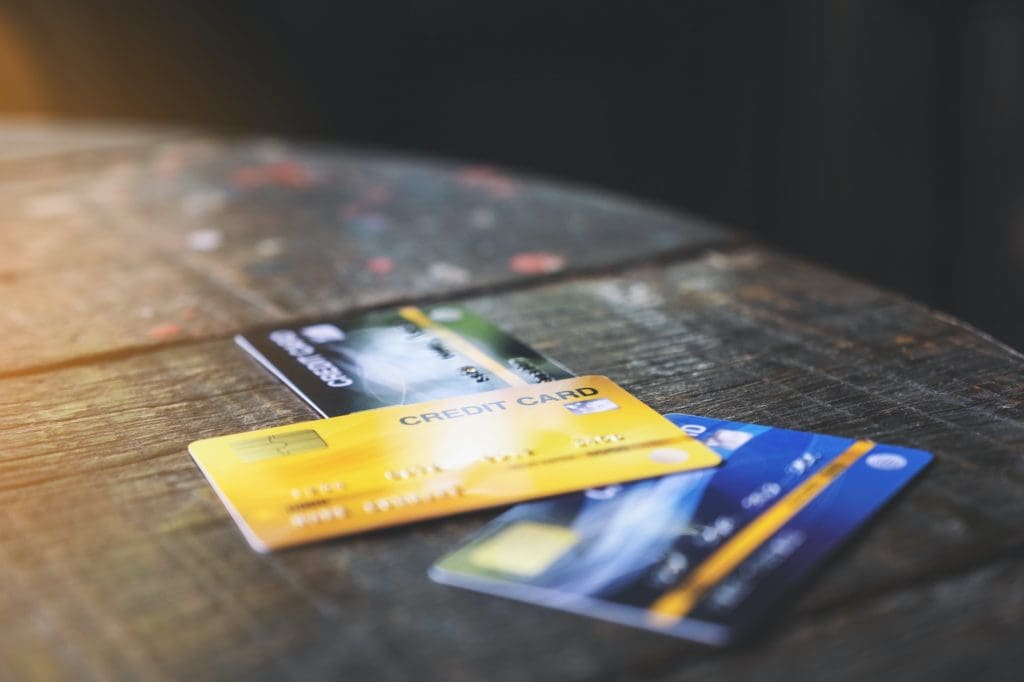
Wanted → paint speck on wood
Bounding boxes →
[509,251,565,274]
[366,256,395,274]
[232,160,317,189]
[145,322,181,340]
[185,228,223,252]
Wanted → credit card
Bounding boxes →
[188,379,722,552]
[235,304,572,417]
[430,413,932,645]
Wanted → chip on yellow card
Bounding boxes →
[188,375,722,551]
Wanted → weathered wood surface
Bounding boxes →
[0,127,727,374]
[1,123,1022,682]
[0,120,184,162]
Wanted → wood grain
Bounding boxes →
[0,129,729,374]
[0,120,183,162]
[1,245,1020,681]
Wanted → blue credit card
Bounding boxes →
[430,413,932,645]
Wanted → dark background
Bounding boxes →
[2,1,1022,348]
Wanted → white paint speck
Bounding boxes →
[186,228,223,252]
[428,262,471,285]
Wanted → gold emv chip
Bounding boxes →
[469,522,579,577]
[230,429,327,462]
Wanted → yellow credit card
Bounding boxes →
[188,375,722,551]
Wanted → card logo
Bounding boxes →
[865,453,908,471]
[563,398,619,415]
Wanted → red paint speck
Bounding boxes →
[366,256,395,274]
[457,166,519,199]
[146,322,182,340]
[233,161,316,189]
[509,252,565,275]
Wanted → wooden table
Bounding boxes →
[2,121,1022,682]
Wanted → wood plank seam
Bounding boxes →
[0,236,746,382]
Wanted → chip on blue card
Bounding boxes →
[430,414,932,645]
